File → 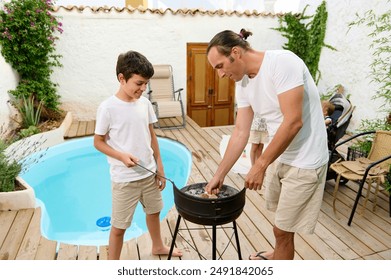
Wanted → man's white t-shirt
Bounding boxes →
[95,95,158,182]
[236,50,328,169]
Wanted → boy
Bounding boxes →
[94,50,182,260]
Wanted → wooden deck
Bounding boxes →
[1,116,390,260]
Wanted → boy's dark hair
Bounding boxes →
[116,51,154,81]
[207,28,253,56]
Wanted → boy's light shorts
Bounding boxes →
[249,130,269,144]
[111,174,163,230]
[264,161,327,234]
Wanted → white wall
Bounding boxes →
[0,54,18,132]
[1,0,389,132]
[46,8,283,120]
[301,0,389,130]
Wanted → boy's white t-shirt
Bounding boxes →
[236,50,328,169]
[95,95,158,182]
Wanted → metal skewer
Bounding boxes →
[134,162,177,188]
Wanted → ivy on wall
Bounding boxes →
[273,1,335,84]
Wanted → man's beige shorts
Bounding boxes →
[264,161,327,234]
[248,130,269,144]
[111,175,163,229]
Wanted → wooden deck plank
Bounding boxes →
[64,121,79,139]
[121,239,139,260]
[136,231,160,260]
[85,120,96,136]
[378,249,391,260]
[323,185,391,249]
[0,211,17,249]
[15,207,42,260]
[78,245,98,260]
[326,181,391,231]
[1,116,390,260]
[334,182,391,225]
[35,237,57,260]
[317,208,375,257]
[159,214,181,260]
[166,209,202,260]
[0,208,34,260]
[57,243,78,260]
[76,121,87,137]
[98,245,108,260]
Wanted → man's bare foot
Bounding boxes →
[249,250,273,260]
[152,246,183,257]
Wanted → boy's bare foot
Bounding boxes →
[152,246,183,257]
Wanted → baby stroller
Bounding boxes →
[326,91,355,181]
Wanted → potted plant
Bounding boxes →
[0,130,46,211]
[0,144,35,210]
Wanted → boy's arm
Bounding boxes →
[149,124,166,190]
[93,134,139,167]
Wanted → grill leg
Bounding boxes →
[212,225,217,260]
[233,220,242,260]
[168,215,181,260]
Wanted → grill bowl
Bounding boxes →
[174,182,246,225]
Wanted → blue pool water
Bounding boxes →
[21,136,192,246]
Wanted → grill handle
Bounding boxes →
[135,163,177,188]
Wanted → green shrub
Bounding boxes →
[0,139,22,192]
[0,129,47,192]
[18,126,41,139]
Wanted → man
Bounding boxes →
[205,29,328,260]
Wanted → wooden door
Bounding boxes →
[186,43,235,127]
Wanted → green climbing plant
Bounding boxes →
[273,1,335,84]
[348,3,391,119]
[349,5,390,163]
[0,0,63,111]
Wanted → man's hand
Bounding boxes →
[205,176,224,194]
[245,162,266,190]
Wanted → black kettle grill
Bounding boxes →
[168,182,246,260]
[135,164,245,260]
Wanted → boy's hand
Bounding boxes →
[155,175,166,191]
[121,153,139,167]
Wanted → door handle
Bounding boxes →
[208,89,213,95]
[208,105,212,109]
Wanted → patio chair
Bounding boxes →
[329,130,391,226]
[146,64,186,129]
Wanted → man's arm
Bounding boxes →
[245,85,304,190]
[206,106,254,193]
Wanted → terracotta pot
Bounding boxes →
[0,177,36,211]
